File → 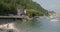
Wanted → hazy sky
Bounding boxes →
[33,0,60,13]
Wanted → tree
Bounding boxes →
[0,0,49,16]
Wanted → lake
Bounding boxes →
[13,16,60,32]
[0,16,60,32]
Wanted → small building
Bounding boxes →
[17,8,26,16]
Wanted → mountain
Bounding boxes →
[0,0,49,16]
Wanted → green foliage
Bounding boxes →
[0,0,49,16]
[27,9,38,14]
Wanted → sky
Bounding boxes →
[33,0,60,13]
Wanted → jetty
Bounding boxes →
[0,16,26,19]
[0,8,27,22]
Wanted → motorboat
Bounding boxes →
[49,16,54,18]
[51,19,59,22]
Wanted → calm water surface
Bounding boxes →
[16,16,60,32]
[0,16,60,32]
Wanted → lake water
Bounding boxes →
[18,16,60,32]
[0,16,60,32]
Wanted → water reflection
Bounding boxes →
[37,17,60,32]
[0,16,60,32]
[11,17,42,32]
[50,18,60,25]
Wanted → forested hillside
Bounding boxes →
[0,0,49,16]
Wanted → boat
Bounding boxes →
[49,16,54,18]
[51,19,59,22]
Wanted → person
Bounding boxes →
[7,29,18,32]
[7,29,13,32]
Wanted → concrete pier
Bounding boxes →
[0,16,26,19]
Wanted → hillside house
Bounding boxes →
[17,8,26,16]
